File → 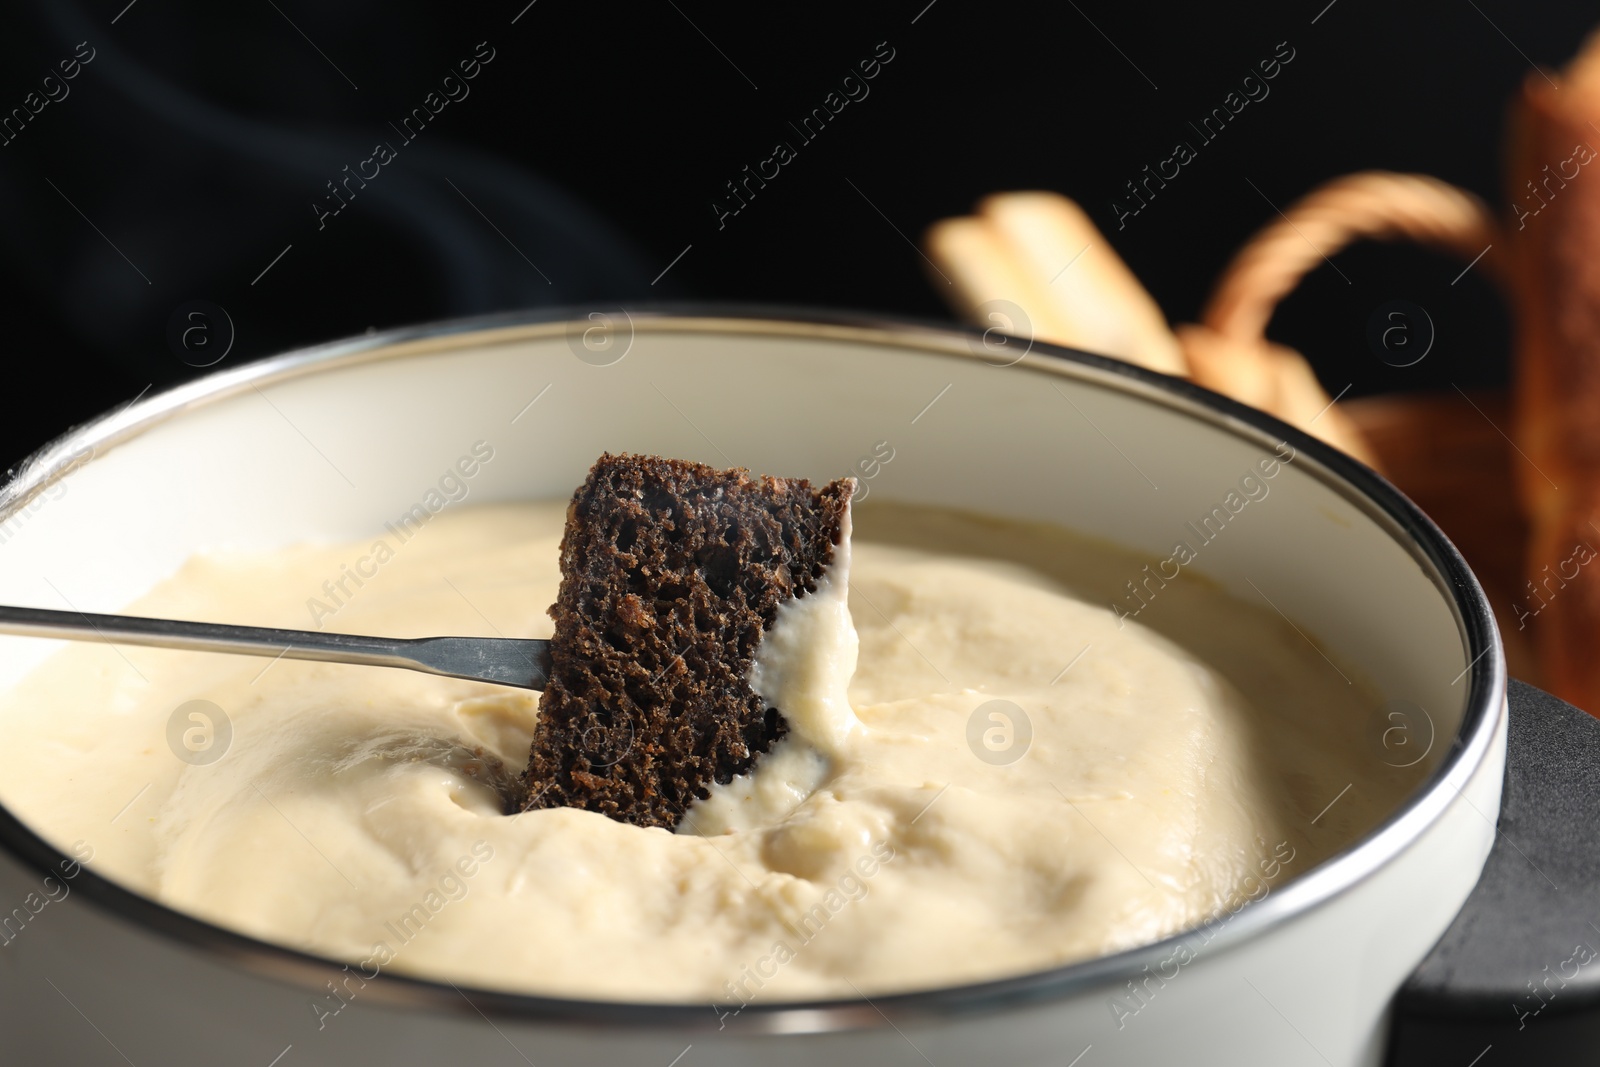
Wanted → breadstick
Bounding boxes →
[923,216,1080,350]
[978,192,1188,375]
[1177,325,1379,466]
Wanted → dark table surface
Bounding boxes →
[1389,680,1600,1063]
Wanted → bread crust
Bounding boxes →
[521,454,852,829]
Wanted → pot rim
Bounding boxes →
[0,304,1506,1035]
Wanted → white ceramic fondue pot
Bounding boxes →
[0,309,1504,1066]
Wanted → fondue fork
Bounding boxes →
[0,604,552,689]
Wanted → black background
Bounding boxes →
[0,0,1594,469]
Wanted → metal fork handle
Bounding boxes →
[0,604,551,690]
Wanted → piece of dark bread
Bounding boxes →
[521,453,853,830]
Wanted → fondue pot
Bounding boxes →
[0,308,1590,1065]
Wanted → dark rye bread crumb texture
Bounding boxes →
[521,454,852,830]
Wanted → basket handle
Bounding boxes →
[1201,172,1501,345]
